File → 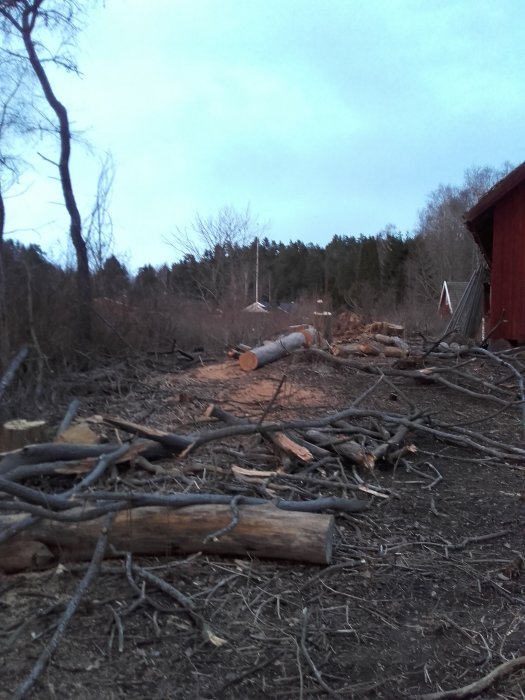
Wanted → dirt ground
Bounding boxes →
[2,347,525,699]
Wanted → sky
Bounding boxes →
[3,0,525,270]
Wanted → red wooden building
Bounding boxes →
[465,161,525,342]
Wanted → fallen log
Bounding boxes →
[383,346,408,358]
[333,342,381,357]
[367,321,404,336]
[0,503,335,571]
[1,539,55,573]
[239,328,318,371]
[372,333,409,351]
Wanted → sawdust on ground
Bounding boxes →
[225,378,321,411]
[191,361,240,382]
[189,360,326,415]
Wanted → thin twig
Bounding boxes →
[413,655,525,699]
[300,607,341,698]
[131,560,222,643]
[258,373,286,424]
[474,346,525,429]
[298,559,366,592]
[11,512,115,700]
[203,494,242,543]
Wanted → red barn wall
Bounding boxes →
[490,179,525,341]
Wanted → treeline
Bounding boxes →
[0,163,512,369]
[166,230,410,311]
[0,232,414,377]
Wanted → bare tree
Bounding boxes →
[0,0,92,339]
[411,163,513,302]
[85,152,115,274]
[0,50,33,366]
[167,205,267,308]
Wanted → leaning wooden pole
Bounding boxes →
[0,504,335,573]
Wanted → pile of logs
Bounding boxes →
[232,320,407,372]
[332,332,409,359]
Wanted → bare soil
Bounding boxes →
[2,349,525,699]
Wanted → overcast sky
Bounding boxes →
[4,0,525,269]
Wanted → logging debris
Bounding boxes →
[234,317,409,371]
[2,332,525,699]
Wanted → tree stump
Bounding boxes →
[0,419,47,452]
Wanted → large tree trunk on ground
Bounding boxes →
[0,504,335,572]
[240,329,316,371]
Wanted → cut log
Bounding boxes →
[367,321,404,336]
[239,331,308,371]
[271,432,314,462]
[332,342,381,357]
[0,539,55,573]
[0,504,335,571]
[372,333,409,351]
[0,419,47,452]
[383,346,408,358]
[227,343,252,359]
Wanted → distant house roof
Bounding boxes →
[438,280,468,315]
[243,301,269,313]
